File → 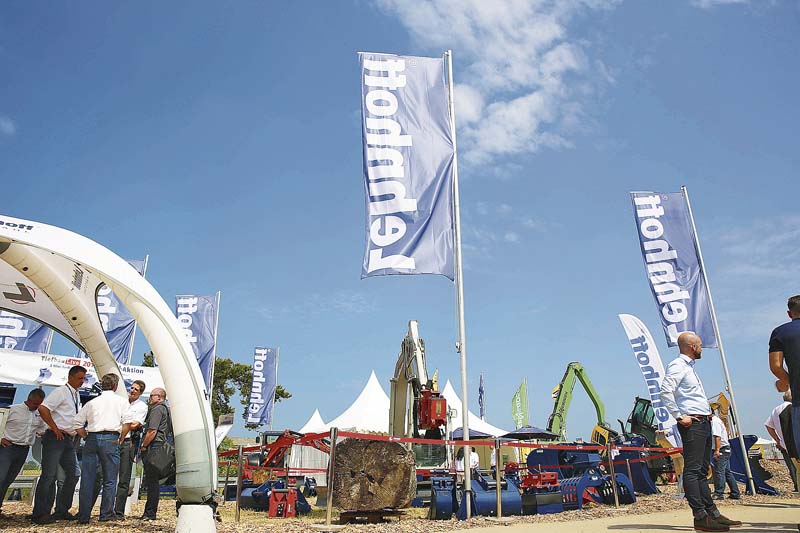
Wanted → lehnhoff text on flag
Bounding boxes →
[359,52,455,279]
[630,192,717,348]
[247,347,277,427]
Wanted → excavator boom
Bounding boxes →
[546,362,614,443]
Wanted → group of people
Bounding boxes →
[0,365,173,524]
[660,294,800,532]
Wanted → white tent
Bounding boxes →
[441,380,509,437]
[288,409,329,484]
[324,370,390,433]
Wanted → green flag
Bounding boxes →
[511,379,529,429]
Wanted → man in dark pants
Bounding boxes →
[660,332,740,532]
[33,365,86,524]
[764,391,797,492]
[114,379,148,518]
[769,295,800,461]
[0,389,45,514]
[139,387,171,521]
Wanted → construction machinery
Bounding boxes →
[389,320,449,468]
[545,362,618,445]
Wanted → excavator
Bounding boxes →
[546,362,618,445]
[389,320,449,468]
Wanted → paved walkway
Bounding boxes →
[452,501,800,532]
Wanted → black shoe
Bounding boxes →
[728,493,741,500]
[53,511,78,521]
[100,515,125,522]
[77,519,89,524]
[715,514,742,527]
[694,515,729,532]
[32,515,55,525]
[712,494,724,500]
[113,513,127,520]
[139,515,156,521]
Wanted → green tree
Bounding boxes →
[140,351,291,425]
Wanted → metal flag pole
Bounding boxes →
[209,291,222,389]
[44,328,54,355]
[445,48,472,519]
[125,254,149,366]
[270,346,280,431]
[681,185,756,496]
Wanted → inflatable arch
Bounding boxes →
[0,214,217,531]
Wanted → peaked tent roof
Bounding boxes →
[298,409,327,434]
[442,380,509,437]
[324,371,390,433]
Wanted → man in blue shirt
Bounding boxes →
[769,295,800,460]
[661,332,740,532]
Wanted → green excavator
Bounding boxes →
[546,362,619,445]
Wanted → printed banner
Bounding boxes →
[246,347,278,427]
[511,379,529,429]
[175,294,218,390]
[0,347,164,393]
[359,52,455,280]
[478,374,485,419]
[0,310,50,353]
[93,259,146,364]
[618,313,679,446]
[630,191,717,348]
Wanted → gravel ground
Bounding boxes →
[1,460,795,532]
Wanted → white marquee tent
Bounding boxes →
[323,370,390,433]
[288,409,329,483]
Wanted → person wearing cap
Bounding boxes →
[114,379,148,518]
[660,332,740,532]
[72,373,131,524]
[0,389,46,515]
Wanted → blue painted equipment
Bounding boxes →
[557,452,636,510]
[613,436,659,495]
[251,479,312,515]
[455,468,523,519]
[518,470,563,515]
[428,475,457,519]
[730,435,778,495]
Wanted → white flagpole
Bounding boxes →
[270,347,280,431]
[209,291,222,389]
[44,328,54,355]
[125,254,149,366]
[682,185,756,495]
[445,49,472,517]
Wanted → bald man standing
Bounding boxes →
[660,332,740,532]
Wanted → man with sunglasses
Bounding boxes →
[113,380,148,518]
[139,388,171,521]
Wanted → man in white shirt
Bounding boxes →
[0,389,46,514]
[660,332,740,533]
[72,373,131,524]
[113,379,148,518]
[764,391,797,491]
[710,414,741,500]
[32,365,86,524]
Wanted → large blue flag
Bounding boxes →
[175,293,218,390]
[359,52,455,280]
[246,347,278,427]
[0,310,49,353]
[630,192,717,348]
[95,259,146,364]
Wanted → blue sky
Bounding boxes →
[1,0,798,440]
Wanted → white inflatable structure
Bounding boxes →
[0,214,217,532]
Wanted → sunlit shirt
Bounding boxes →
[659,354,711,420]
[72,390,130,433]
[3,403,45,446]
[711,415,730,448]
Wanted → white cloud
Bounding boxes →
[690,0,748,9]
[374,0,619,166]
[258,289,375,320]
[504,231,520,243]
[0,116,16,137]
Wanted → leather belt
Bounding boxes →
[688,414,712,421]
